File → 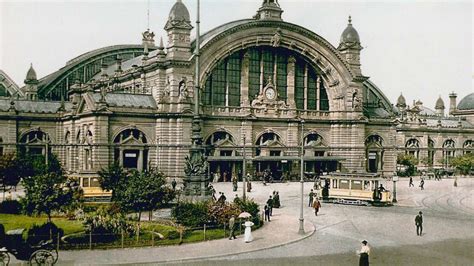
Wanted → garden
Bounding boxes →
[0,153,262,250]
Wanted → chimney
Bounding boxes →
[449,92,457,116]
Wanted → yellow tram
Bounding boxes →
[319,173,392,205]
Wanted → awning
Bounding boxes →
[206,156,345,162]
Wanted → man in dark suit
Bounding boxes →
[309,189,314,207]
[266,196,273,216]
[228,215,237,240]
[415,211,423,236]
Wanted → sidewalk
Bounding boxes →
[52,211,314,265]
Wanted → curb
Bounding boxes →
[126,221,316,265]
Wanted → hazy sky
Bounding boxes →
[1,0,472,109]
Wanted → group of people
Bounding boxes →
[227,215,255,243]
[264,191,281,222]
[308,189,322,216]
[408,176,425,190]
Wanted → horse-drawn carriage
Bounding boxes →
[0,228,58,265]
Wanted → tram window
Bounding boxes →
[332,180,338,188]
[90,178,100,187]
[351,180,363,190]
[364,181,370,190]
[340,179,349,189]
[374,181,379,189]
[82,178,90,187]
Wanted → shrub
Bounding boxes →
[235,199,261,225]
[171,201,210,227]
[82,206,135,236]
[27,222,64,245]
[0,199,22,214]
[207,202,240,225]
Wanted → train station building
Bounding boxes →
[0,0,473,195]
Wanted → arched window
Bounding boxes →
[443,139,456,167]
[19,130,51,156]
[114,128,148,170]
[428,138,435,166]
[205,131,235,156]
[304,133,325,156]
[202,47,329,110]
[64,131,70,170]
[256,132,282,156]
[84,130,93,170]
[405,138,420,159]
[365,134,384,173]
[463,140,473,154]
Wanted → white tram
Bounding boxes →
[319,173,392,205]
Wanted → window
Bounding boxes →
[295,61,305,109]
[114,128,148,170]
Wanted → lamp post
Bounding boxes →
[299,120,305,235]
[392,173,398,203]
[242,133,246,200]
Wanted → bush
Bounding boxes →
[171,201,210,227]
[0,199,22,214]
[235,199,261,225]
[27,222,64,245]
[207,202,240,225]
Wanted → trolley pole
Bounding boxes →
[299,120,305,235]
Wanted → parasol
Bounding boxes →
[238,212,252,218]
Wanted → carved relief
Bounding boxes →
[158,77,171,103]
[271,28,282,47]
[178,77,189,103]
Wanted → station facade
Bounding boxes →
[0,0,473,194]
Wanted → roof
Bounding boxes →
[91,93,157,109]
[25,64,37,82]
[397,94,406,106]
[457,93,474,110]
[0,99,72,113]
[435,97,445,109]
[425,118,474,128]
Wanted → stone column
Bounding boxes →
[138,149,144,171]
[287,56,296,108]
[303,64,308,110]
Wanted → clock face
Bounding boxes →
[265,87,276,100]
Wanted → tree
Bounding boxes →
[0,153,21,199]
[20,172,80,222]
[450,153,474,175]
[98,166,175,222]
[397,153,419,176]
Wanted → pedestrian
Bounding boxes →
[223,172,228,182]
[234,194,242,204]
[454,176,458,187]
[312,198,321,216]
[209,184,216,201]
[213,172,219,183]
[419,178,425,190]
[409,176,414,187]
[309,189,314,207]
[232,175,238,192]
[228,215,237,240]
[247,179,252,192]
[357,240,370,266]
[243,218,254,243]
[246,173,252,182]
[266,196,273,216]
[274,191,281,208]
[171,179,177,191]
[415,211,423,236]
[218,192,227,203]
[264,204,271,222]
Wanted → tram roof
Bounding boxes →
[327,172,382,179]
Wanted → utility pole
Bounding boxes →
[299,120,305,234]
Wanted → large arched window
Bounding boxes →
[405,138,420,159]
[304,132,325,156]
[443,139,456,167]
[114,128,148,170]
[64,131,71,170]
[205,131,235,156]
[202,46,329,110]
[256,132,283,156]
[428,138,435,165]
[19,130,51,156]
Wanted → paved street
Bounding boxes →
[7,176,474,265]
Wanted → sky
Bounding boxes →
[0,0,472,109]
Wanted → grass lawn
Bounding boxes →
[0,214,84,235]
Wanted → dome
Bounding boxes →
[457,93,474,110]
[396,94,406,106]
[168,0,190,22]
[435,96,445,109]
[25,64,37,83]
[340,16,360,44]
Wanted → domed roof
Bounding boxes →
[457,93,474,110]
[396,93,406,106]
[168,0,190,22]
[25,64,37,83]
[340,16,360,44]
[435,96,445,109]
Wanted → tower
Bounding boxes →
[338,16,363,76]
[24,64,38,101]
[435,96,445,117]
[255,0,283,21]
[164,0,193,60]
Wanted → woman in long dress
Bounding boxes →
[243,219,254,243]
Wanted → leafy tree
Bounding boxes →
[98,166,175,222]
[450,153,474,175]
[397,153,419,176]
[20,172,80,222]
[0,153,21,199]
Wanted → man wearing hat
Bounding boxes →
[358,240,370,266]
[415,211,423,236]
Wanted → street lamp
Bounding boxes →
[299,120,305,235]
[242,133,246,200]
[392,173,398,203]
